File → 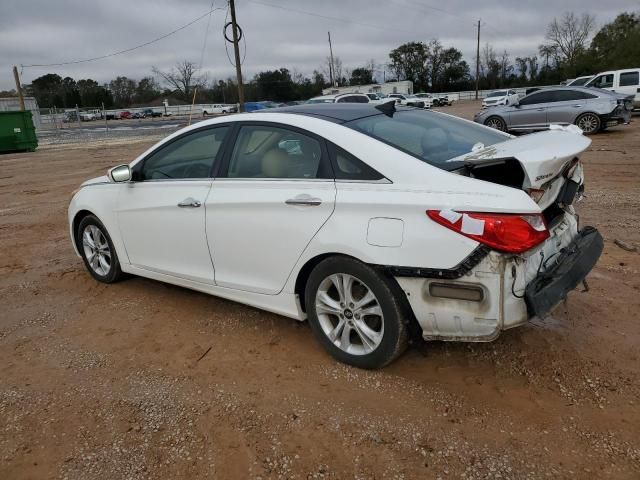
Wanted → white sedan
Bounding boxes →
[482,89,520,108]
[69,103,603,368]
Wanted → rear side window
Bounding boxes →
[519,91,555,105]
[620,71,639,87]
[553,90,597,101]
[330,144,384,181]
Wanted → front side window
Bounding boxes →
[140,127,228,180]
[346,110,507,170]
[590,74,614,88]
[620,71,639,87]
[227,125,329,179]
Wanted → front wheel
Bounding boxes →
[76,215,125,283]
[485,115,507,132]
[575,112,601,135]
[305,257,409,369]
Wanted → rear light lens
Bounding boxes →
[426,210,549,254]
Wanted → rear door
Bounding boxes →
[545,90,593,125]
[507,91,553,130]
[206,122,336,294]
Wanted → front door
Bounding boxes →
[117,126,230,284]
[206,123,336,294]
[507,90,555,130]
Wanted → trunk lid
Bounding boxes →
[456,128,591,190]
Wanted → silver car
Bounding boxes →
[474,86,633,134]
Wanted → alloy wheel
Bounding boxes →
[82,225,112,276]
[315,273,384,355]
[577,113,599,134]
[486,117,506,131]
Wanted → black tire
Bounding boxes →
[485,115,507,132]
[575,112,601,135]
[76,214,125,283]
[304,256,409,369]
[222,110,227,114]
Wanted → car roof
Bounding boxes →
[267,103,400,123]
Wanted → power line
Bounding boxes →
[22,6,226,68]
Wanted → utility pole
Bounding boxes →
[229,0,245,111]
[12,66,25,111]
[328,32,336,88]
[475,20,481,100]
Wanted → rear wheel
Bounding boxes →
[305,256,409,369]
[485,116,507,132]
[76,215,125,283]
[575,112,601,134]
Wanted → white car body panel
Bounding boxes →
[117,180,216,284]
[206,179,336,294]
[68,109,595,343]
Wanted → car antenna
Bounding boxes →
[375,100,396,117]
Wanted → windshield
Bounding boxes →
[487,91,507,98]
[345,110,508,170]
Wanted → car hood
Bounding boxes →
[81,175,109,187]
[483,96,507,103]
[450,128,591,189]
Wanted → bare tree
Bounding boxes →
[152,61,205,100]
[538,44,557,68]
[499,50,512,81]
[544,12,596,65]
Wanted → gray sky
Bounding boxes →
[0,0,637,90]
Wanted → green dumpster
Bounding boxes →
[0,111,38,153]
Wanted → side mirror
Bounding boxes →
[108,164,132,183]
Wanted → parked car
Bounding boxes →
[413,93,435,108]
[566,75,594,87]
[69,103,602,368]
[202,104,237,116]
[142,108,163,118]
[386,93,427,108]
[482,89,520,108]
[242,102,268,112]
[131,111,145,119]
[118,111,132,120]
[306,93,386,105]
[474,86,633,134]
[586,68,640,110]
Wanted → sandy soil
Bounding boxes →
[1,101,639,479]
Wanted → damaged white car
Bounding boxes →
[68,103,603,369]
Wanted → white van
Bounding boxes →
[586,69,640,109]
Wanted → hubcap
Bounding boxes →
[82,225,111,276]
[577,114,598,133]
[315,273,384,355]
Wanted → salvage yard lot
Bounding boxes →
[1,101,639,479]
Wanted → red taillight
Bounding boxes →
[426,210,549,254]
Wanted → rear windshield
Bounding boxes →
[345,110,507,170]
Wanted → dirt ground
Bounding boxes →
[1,101,639,480]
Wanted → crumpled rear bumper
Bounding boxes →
[525,227,603,317]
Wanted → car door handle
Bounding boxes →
[177,197,201,208]
[285,194,322,206]
[536,108,545,111]
[572,104,583,107]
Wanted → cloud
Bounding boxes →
[0,0,637,90]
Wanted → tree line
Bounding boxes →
[2,11,637,109]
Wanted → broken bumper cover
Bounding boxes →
[525,226,603,318]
